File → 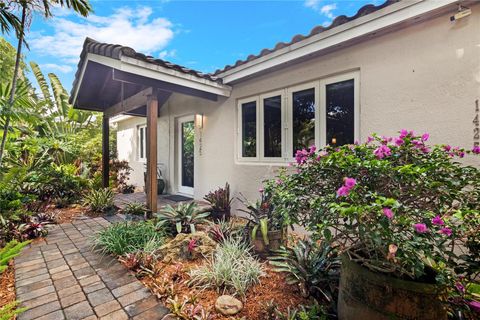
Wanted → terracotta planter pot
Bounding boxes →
[251,229,284,256]
[338,255,447,320]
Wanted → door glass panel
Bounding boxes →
[241,101,257,157]
[292,88,315,156]
[181,121,194,188]
[326,79,354,146]
[263,95,282,158]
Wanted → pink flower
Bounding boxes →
[432,215,444,226]
[459,151,465,158]
[413,223,428,233]
[456,282,465,293]
[258,188,264,193]
[374,145,391,159]
[421,133,430,141]
[399,129,408,138]
[443,145,452,152]
[295,149,309,164]
[336,186,350,197]
[394,137,404,146]
[440,227,452,236]
[381,136,392,144]
[308,145,316,154]
[344,178,356,189]
[383,208,394,219]
[468,300,480,313]
[276,179,283,185]
[421,146,431,153]
[366,136,374,144]
[473,145,480,154]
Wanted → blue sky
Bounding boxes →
[5,0,377,91]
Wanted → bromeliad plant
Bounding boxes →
[83,188,116,214]
[238,191,283,246]
[203,182,233,221]
[155,202,210,235]
[269,239,341,301]
[265,130,480,287]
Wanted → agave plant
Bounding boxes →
[155,202,210,234]
[269,239,341,301]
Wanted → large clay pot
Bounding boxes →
[251,229,284,256]
[143,173,165,195]
[338,255,447,320]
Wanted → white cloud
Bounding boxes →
[42,63,74,73]
[30,6,175,65]
[158,49,177,60]
[304,1,338,20]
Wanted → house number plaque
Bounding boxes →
[474,99,480,147]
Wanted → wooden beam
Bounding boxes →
[102,115,110,188]
[146,90,158,213]
[104,87,152,117]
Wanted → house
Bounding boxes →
[70,0,480,212]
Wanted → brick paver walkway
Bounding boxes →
[14,216,170,320]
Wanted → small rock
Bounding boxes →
[215,295,243,316]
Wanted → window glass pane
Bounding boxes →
[181,121,195,188]
[292,88,315,156]
[242,101,257,157]
[263,95,282,158]
[326,79,354,146]
[139,127,144,159]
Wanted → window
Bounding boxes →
[237,71,358,163]
[240,100,257,158]
[261,92,283,159]
[138,125,146,161]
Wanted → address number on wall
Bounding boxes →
[474,99,479,146]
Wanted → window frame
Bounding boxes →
[286,81,320,159]
[236,71,360,164]
[319,72,360,148]
[137,124,147,162]
[259,89,285,162]
[237,96,260,161]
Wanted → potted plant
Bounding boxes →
[238,191,285,256]
[203,182,233,221]
[265,131,480,319]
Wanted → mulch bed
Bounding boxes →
[0,263,16,310]
[46,205,86,224]
[139,259,310,319]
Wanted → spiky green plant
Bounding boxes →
[269,239,340,301]
[155,202,210,235]
[83,188,115,213]
[0,239,31,273]
[188,237,265,298]
[123,202,147,216]
[93,221,165,256]
[0,301,27,320]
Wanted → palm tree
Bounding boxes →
[0,0,93,167]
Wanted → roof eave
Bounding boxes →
[216,0,459,84]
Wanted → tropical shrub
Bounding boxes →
[207,218,242,243]
[188,237,265,297]
[83,188,115,213]
[0,239,31,273]
[123,202,147,217]
[156,202,210,235]
[269,239,340,301]
[94,221,165,256]
[238,192,284,245]
[265,130,480,287]
[203,182,232,220]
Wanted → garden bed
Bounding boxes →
[140,259,309,319]
[0,263,15,310]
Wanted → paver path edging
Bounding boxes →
[14,216,170,320]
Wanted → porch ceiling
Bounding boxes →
[70,38,232,117]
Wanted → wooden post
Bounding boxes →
[146,91,158,213]
[102,115,110,188]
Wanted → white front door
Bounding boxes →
[177,115,195,196]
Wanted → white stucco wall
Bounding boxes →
[115,6,480,206]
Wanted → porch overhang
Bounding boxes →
[70,38,231,117]
[70,38,231,212]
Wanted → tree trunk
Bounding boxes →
[0,4,26,168]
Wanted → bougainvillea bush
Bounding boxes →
[265,130,480,287]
